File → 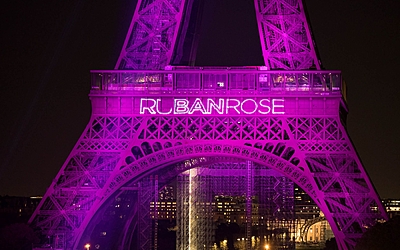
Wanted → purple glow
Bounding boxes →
[139,97,285,115]
[28,0,388,249]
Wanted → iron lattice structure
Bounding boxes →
[116,0,320,70]
[176,163,296,250]
[29,0,387,250]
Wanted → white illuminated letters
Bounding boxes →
[226,99,241,114]
[156,99,172,115]
[189,98,207,114]
[139,98,285,115]
[272,99,285,114]
[174,99,189,114]
[240,99,258,114]
[140,98,157,114]
[258,99,271,114]
[207,99,224,114]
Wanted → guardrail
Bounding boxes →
[90,68,342,95]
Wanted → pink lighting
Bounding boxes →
[28,0,388,250]
[139,98,285,115]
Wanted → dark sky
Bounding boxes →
[1,1,399,198]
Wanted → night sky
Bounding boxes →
[1,1,399,199]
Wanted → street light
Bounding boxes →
[84,243,90,250]
[265,244,269,249]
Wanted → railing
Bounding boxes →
[91,67,342,95]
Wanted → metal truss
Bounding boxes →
[29,0,386,249]
[116,0,319,70]
[177,174,189,250]
[115,0,188,69]
[255,173,296,249]
[177,168,214,249]
[138,177,154,250]
[176,162,295,250]
[254,0,320,69]
[138,116,289,141]
[29,112,387,249]
[246,161,253,250]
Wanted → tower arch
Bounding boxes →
[29,0,388,250]
[29,70,387,250]
[73,143,320,249]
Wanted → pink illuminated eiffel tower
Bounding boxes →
[29,1,387,250]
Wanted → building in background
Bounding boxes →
[382,199,400,219]
[0,195,42,228]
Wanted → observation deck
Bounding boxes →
[91,66,343,97]
[89,67,344,117]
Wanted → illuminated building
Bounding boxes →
[382,199,400,219]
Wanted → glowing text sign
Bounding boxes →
[140,98,284,115]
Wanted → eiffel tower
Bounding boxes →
[29,1,388,249]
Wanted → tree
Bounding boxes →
[355,216,400,250]
[0,223,40,250]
